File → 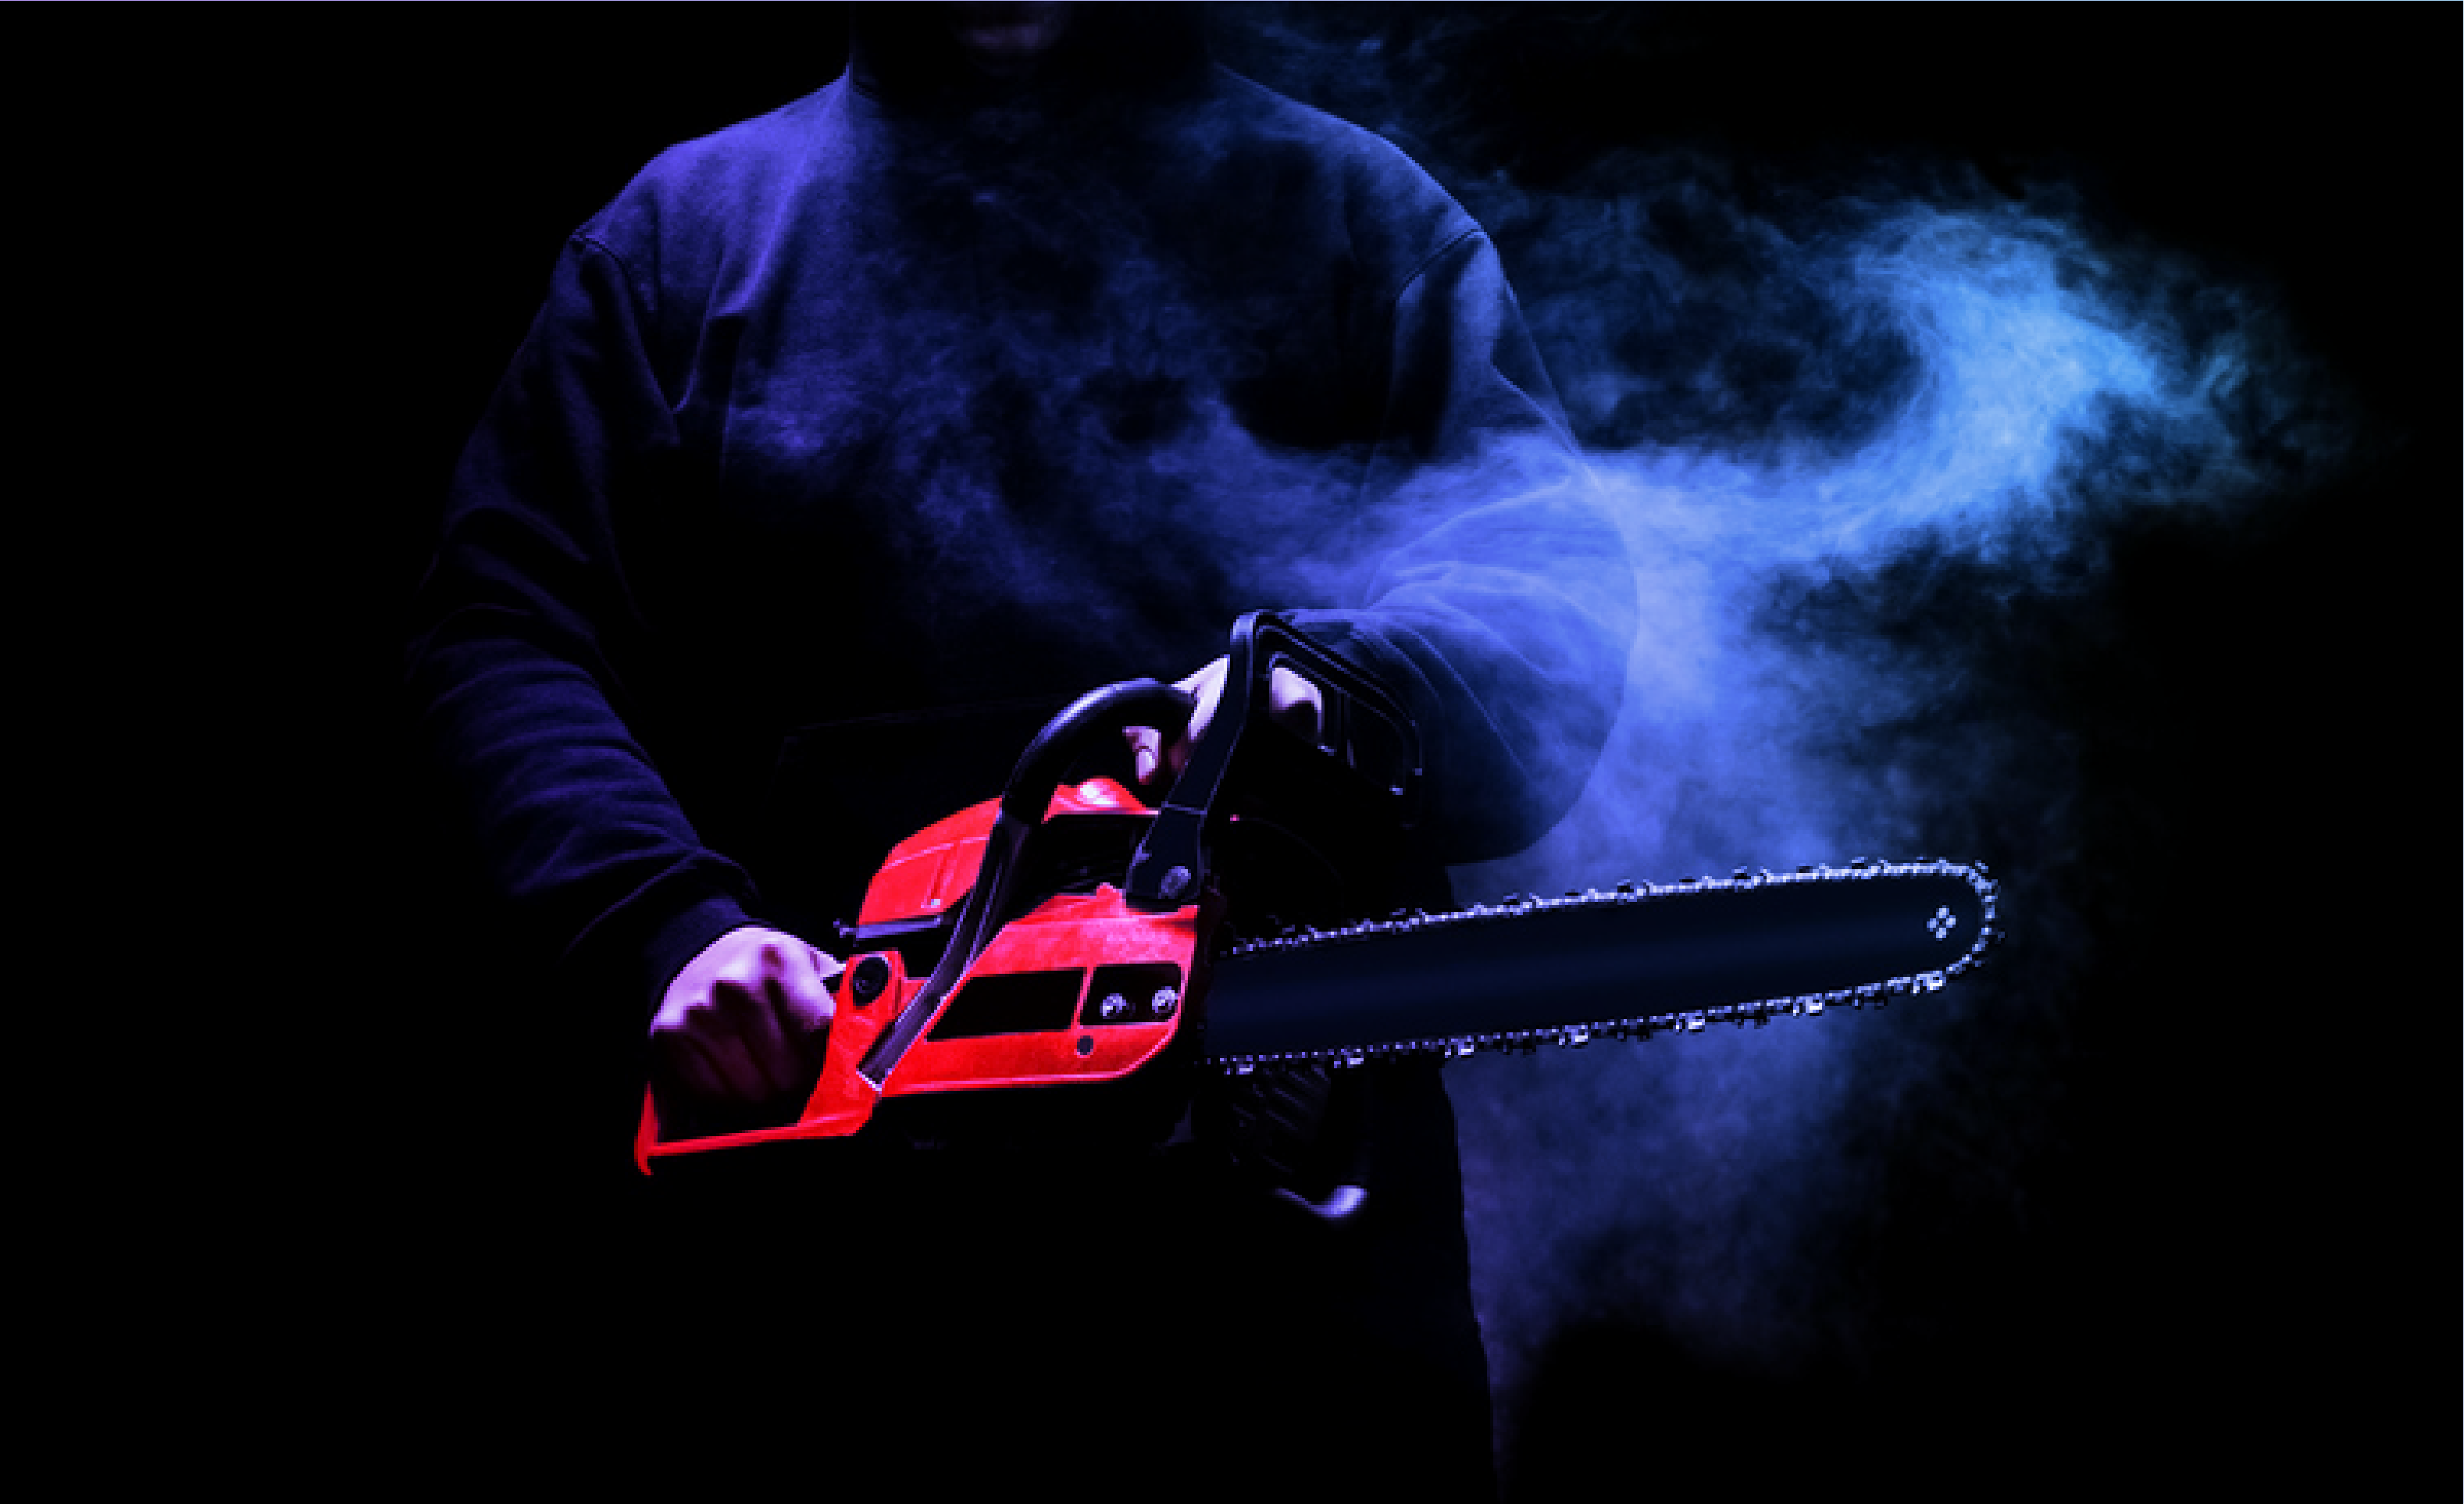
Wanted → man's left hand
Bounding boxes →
[1125,657,1324,788]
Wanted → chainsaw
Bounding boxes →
[636,611,1999,1179]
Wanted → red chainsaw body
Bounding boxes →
[636,778,1210,1170]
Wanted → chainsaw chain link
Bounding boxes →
[1209,858,1999,1075]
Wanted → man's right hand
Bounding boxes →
[649,926,842,1104]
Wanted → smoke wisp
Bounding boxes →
[1412,152,2353,1410]
[1200,5,2369,1433]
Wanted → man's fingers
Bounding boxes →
[651,933,845,1104]
[1121,658,1323,786]
[776,944,840,1043]
[1268,664,1324,742]
[678,1020,771,1102]
[1125,717,1176,785]
[661,1030,725,1100]
[740,940,842,1094]
[800,945,845,1024]
[1126,658,1228,786]
[1179,658,1227,749]
[650,928,844,1107]
[708,974,799,1099]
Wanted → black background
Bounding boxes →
[65,5,2452,1495]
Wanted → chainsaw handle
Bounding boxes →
[856,678,1196,1089]
[1126,611,1421,912]
[999,679,1194,825]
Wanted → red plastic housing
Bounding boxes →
[636,778,1205,1171]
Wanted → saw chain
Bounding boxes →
[1209,857,2000,1073]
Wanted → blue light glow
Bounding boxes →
[1439,164,2347,1399]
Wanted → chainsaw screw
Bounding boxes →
[1099,992,1130,1021]
[1149,987,1179,1020]
[1158,866,1193,901]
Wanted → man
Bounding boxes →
[407,5,1633,1496]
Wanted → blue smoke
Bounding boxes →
[1421,158,2348,1414]
[1472,166,2314,867]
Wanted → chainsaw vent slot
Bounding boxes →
[926,968,1086,1040]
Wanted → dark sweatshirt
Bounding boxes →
[408,9,1634,1016]
[405,13,1630,1493]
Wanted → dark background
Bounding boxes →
[75,5,2451,1495]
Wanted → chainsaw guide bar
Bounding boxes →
[1202,858,1999,1070]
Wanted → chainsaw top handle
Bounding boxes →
[1125,610,1422,914]
[855,675,1195,1089]
[999,679,1195,826]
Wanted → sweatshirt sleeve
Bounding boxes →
[1289,227,1639,866]
[404,230,760,1017]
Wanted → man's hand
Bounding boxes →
[650,926,841,1104]
[1125,657,1325,789]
